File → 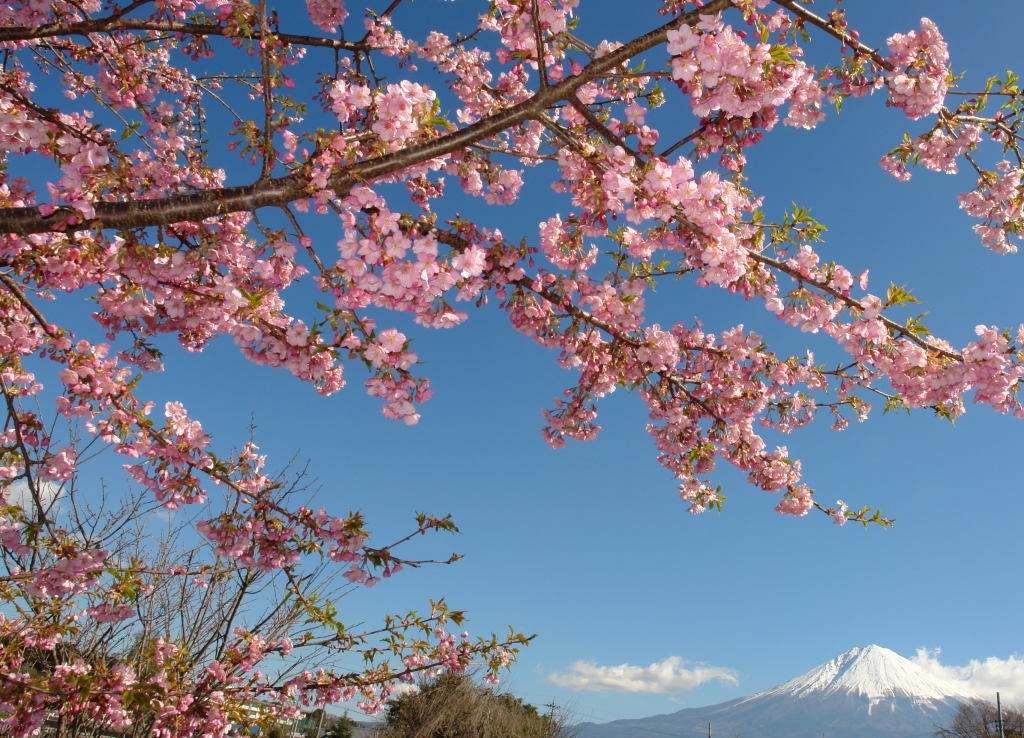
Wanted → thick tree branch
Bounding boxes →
[0,273,56,337]
[0,177,305,235]
[258,0,274,180]
[0,17,371,50]
[0,0,730,237]
[531,0,548,90]
[568,93,638,157]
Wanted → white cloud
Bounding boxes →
[389,683,420,698]
[7,479,62,513]
[912,648,1024,703]
[547,656,738,694]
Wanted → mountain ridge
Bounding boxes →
[574,645,978,738]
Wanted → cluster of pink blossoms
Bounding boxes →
[668,16,806,122]
[884,18,949,120]
[305,0,347,33]
[373,81,438,149]
[878,113,1021,255]
[24,549,107,600]
[958,162,1024,255]
[0,0,101,27]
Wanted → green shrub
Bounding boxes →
[380,673,572,738]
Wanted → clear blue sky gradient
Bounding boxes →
[24,0,1024,723]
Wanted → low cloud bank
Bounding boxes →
[913,648,1024,703]
[547,656,738,694]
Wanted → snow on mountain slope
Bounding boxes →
[575,646,980,738]
[759,645,977,703]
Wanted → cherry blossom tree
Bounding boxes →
[0,0,1021,735]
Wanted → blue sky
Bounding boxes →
[21,0,1024,724]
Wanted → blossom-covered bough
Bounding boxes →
[0,0,1021,734]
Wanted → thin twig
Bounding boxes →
[771,0,894,72]
[745,249,960,360]
[660,123,708,158]
[281,205,328,277]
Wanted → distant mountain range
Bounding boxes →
[575,645,979,738]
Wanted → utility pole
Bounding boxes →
[708,721,711,738]
[998,692,1006,738]
[546,699,559,722]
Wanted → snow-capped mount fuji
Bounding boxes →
[575,646,979,738]
[766,644,977,704]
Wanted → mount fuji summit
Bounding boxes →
[575,645,979,738]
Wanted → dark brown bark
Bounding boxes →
[0,17,370,50]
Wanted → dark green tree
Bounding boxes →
[322,716,356,738]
